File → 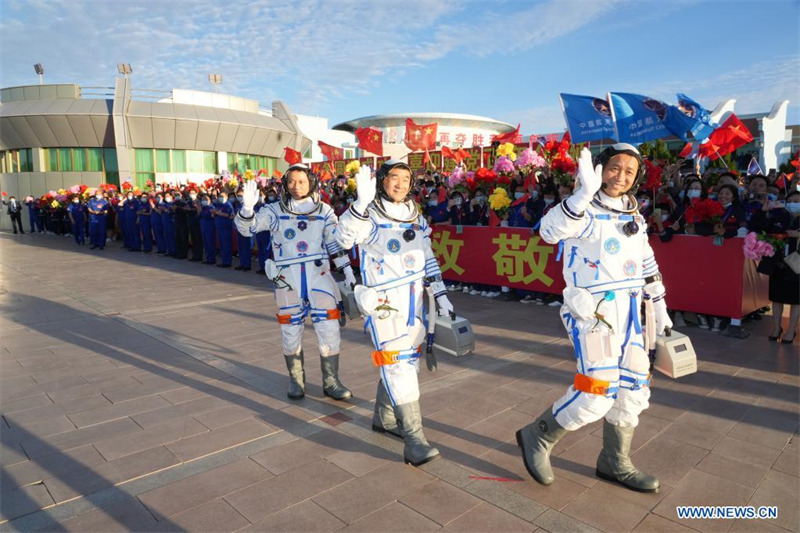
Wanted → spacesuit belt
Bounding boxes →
[371,349,421,367]
[274,253,327,267]
[366,272,425,292]
[574,373,619,397]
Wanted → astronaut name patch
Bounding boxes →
[623,259,637,277]
[604,237,621,255]
[296,241,309,253]
[284,228,296,240]
[387,239,401,253]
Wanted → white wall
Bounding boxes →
[295,115,355,162]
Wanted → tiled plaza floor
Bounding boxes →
[1,231,798,532]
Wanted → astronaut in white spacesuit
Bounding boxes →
[336,160,454,466]
[516,144,671,493]
[237,164,357,401]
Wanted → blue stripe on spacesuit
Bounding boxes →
[554,391,581,417]
[567,246,578,268]
[311,288,335,300]
[408,283,415,327]
[578,216,594,238]
[300,263,308,301]
[556,241,564,261]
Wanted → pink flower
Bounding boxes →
[448,166,465,188]
[493,156,515,175]
[69,185,80,194]
[516,148,546,169]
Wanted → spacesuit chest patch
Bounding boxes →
[623,259,637,277]
[284,228,296,240]
[296,241,308,253]
[604,238,621,255]
[387,239,401,253]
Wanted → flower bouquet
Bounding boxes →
[684,197,723,236]
[488,187,512,219]
[744,231,785,275]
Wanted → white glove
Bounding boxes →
[342,265,357,288]
[240,179,259,216]
[351,165,375,213]
[654,299,673,336]
[436,294,454,317]
[568,147,603,214]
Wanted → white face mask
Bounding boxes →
[428,200,438,207]
[189,194,197,200]
[531,191,539,200]
[721,202,731,209]
[687,189,701,199]
[514,192,525,200]
[786,202,800,214]
[96,195,103,200]
[453,198,463,206]
[476,196,486,205]
[544,198,554,205]
[661,213,670,222]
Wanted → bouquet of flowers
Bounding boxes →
[539,135,578,186]
[344,160,361,177]
[515,148,546,176]
[642,160,663,192]
[447,165,465,189]
[743,231,783,261]
[492,156,516,178]
[684,198,724,224]
[488,187,512,218]
[496,142,517,162]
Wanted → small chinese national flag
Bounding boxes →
[491,124,520,145]
[284,147,302,165]
[404,118,437,151]
[355,127,383,156]
[318,141,343,161]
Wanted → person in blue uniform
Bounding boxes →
[25,196,43,233]
[213,191,234,267]
[122,192,141,251]
[151,194,165,254]
[199,193,217,264]
[67,195,86,244]
[87,192,108,250]
[234,190,252,271]
[255,188,278,274]
[161,192,177,257]
[173,192,189,259]
[137,194,153,253]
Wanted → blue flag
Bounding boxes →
[559,93,616,143]
[747,156,763,175]
[609,92,695,145]
[676,93,716,141]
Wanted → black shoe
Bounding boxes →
[781,333,796,344]
[203,261,215,265]
[189,258,201,262]
[234,266,244,270]
[90,245,97,250]
[768,328,783,342]
[217,263,231,268]
[240,267,251,272]
[256,269,265,274]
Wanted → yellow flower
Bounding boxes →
[51,200,60,208]
[244,169,255,181]
[496,142,517,161]
[346,178,357,193]
[57,188,66,195]
[345,160,361,175]
[489,188,511,211]
[228,178,239,188]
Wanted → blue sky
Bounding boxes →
[1,0,798,135]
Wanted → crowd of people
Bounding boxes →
[4,143,799,343]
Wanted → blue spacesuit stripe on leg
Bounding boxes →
[408,283,415,327]
[554,390,581,417]
[300,263,308,301]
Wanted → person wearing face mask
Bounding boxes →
[749,190,800,344]
[67,195,86,245]
[507,183,531,229]
[161,192,177,257]
[713,184,746,239]
[4,195,24,234]
[443,191,469,225]
[468,189,490,226]
[236,164,357,402]
[186,189,203,262]
[122,190,141,251]
[213,191,234,267]
[24,195,42,233]
[336,160,455,467]
[424,188,448,226]
[198,193,217,264]
[742,175,769,224]
[151,194,166,254]
[233,189,253,271]
[172,191,190,259]
[517,144,671,493]
[87,192,109,250]
[137,194,153,253]
[666,178,705,235]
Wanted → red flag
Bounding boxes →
[423,149,431,167]
[273,169,282,179]
[491,124,520,145]
[699,113,753,160]
[283,147,302,165]
[355,127,383,156]
[679,142,693,158]
[405,118,437,151]
[456,148,471,161]
[442,146,471,163]
[561,130,571,145]
[489,209,501,227]
[318,141,343,161]
[437,185,446,203]
[511,193,530,207]
[776,173,787,190]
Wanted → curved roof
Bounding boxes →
[332,112,515,133]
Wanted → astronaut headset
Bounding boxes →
[279,163,321,215]
[373,159,419,222]
[593,143,645,195]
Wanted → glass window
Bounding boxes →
[0,151,5,173]
[47,148,58,171]
[134,149,154,173]
[227,153,237,172]
[19,149,32,172]
[135,172,154,189]
[103,149,118,171]
[105,171,120,188]
[72,148,87,171]
[87,148,103,171]
[155,149,170,172]
[236,154,246,173]
[172,150,186,173]
[203,151,216,173]
[186,150,203,173]
[57,148,72,171]
[10,150,19,173]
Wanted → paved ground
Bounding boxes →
[0,231,798,533]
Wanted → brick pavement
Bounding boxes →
[0,231,798,532]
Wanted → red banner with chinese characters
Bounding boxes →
[430,226,768,319]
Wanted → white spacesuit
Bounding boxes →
[236,164,356,401]
[517,144,671,493]
[336,160,453,466]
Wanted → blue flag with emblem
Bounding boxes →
[747,156,763,175]
[676,93,716,141]
[609,92,696,145]
[559,93,616,143]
